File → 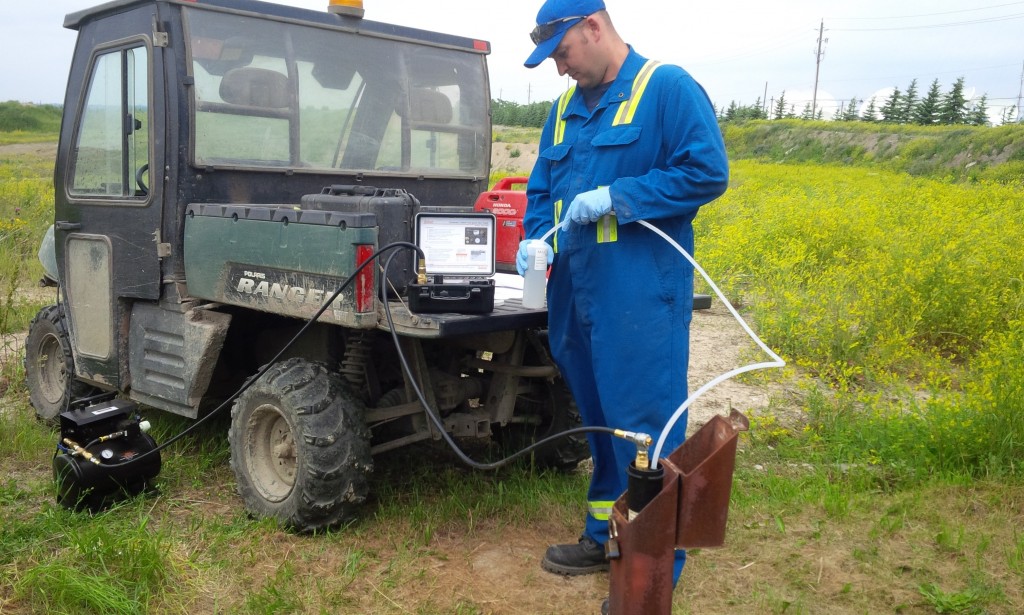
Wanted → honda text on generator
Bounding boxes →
[26,0,590,530]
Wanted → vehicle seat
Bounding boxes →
[220,67,290,108]
[406,88,452,124]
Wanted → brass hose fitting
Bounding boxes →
[416,258,427,285]
[613,429,653,471]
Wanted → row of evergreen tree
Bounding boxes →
[490,76,1021,128]
[719,77,1018,126]
[491,99,553,129]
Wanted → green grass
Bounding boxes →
[0,102,62,134]
[12,515,176,614]
[371,445,586,532]
[2,392,1022,613]
[492,125,542,144]
[0,131,60,146]
[711,441,1024,614]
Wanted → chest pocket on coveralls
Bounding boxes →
[539,143,572,163]
[591,125,642,148]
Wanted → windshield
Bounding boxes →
[185,8,489,176]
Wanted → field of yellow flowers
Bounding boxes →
[698,160,1023,479]
[0,144,53,338]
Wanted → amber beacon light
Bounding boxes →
[328,0,365,17]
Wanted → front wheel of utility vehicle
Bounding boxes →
[229,358,372,532]
[24,304,97,422]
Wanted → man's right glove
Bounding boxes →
[565,186,612,225]
[516,239,553,276]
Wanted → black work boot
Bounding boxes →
[541,535,609,576]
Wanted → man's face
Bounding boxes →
[550,21,603,88]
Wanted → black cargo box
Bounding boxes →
[302,185,419,294]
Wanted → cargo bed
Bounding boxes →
[381,297,547,338]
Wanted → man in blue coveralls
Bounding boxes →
[517,0,729,604]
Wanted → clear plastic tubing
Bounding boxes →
[539,218,785,469]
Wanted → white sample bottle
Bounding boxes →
[522,240,548,309]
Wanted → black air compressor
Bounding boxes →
[53,399,161,511]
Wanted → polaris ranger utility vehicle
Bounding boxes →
[25,0,587,530]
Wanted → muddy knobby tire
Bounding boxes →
[229,358,372,532]
[23,304,96,422]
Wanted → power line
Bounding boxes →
[822,64,1022,90]
[1017,60,1024,121]
[831,12,1024,31]
[689,28,808,67]
[829,1,1024,21]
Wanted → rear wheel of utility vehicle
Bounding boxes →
[493,345,590,471]
[24,304,97,422]
[229,358,372,532]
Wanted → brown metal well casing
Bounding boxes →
[666,409,748,548]
[607,463,680,614]
[607,410,749,614]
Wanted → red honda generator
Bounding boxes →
[474,176,528,273]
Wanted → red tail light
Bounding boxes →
[355,244,375,313]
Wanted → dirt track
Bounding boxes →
[0,142,57,157]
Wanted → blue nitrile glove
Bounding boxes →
[566,186,613,225]
[516,239,553,276]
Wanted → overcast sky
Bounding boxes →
[3,0,1022,122]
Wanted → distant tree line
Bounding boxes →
[0,101,63,132]
[718,77,1017,126]
[492,99,553,128]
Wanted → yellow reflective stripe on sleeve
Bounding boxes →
[612,60,661,126]
[553,86,575,145]
[553,199,563,253]
[588,500,616,521]
[596,214,618,243]
[593,185,617,244]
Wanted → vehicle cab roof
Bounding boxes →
[64,0,490,54]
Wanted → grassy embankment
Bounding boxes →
[1,112,1023,613]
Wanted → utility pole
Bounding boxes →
[1016,60,1023,122]
[811,20,827,118]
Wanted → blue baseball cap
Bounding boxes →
[524,0,606,68]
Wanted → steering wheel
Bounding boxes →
[136,163,150,195]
